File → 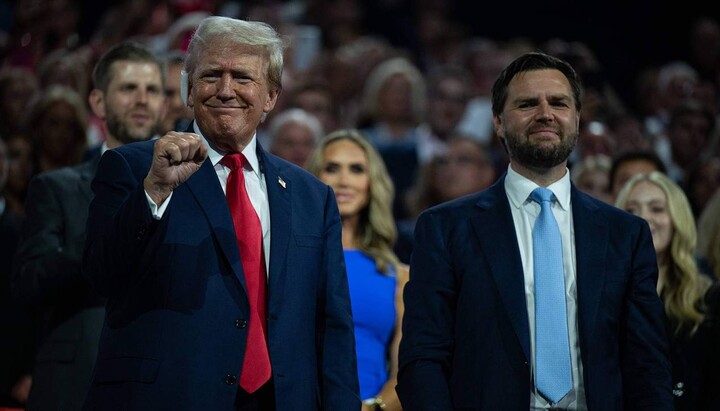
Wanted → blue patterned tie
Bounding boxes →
[531,187,572,404]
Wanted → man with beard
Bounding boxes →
[396,52,673,410]
[12,42,165,410]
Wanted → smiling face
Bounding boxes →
[188,41,279,152]
[318,139,370,220]
[623,180,674,257]
[493,69,579,171]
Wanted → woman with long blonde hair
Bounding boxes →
[306,129,406,411]
[616,171,719,410]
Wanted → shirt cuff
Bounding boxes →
[145,190,173,220]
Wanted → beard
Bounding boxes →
[503,129,577,169]
[106,110,158,145]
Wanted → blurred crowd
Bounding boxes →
[2,0,720,408]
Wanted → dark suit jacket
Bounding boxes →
[13,158,105,410]
[82,138,359,410]
[0,203,34,408]
[396,175,673,410]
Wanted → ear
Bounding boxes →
[88,89,106,119]
[492,114,504,139]
[180,70,189,107]
[263,88,281,113]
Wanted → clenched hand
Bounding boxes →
[143,132,208,206]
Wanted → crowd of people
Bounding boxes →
[1,1,720,410]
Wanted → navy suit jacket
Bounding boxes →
[396,175,673,410]
[82,137,359,410]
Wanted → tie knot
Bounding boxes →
[221,153,248,171]
[530,187,555,204]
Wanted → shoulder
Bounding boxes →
[263,150,329,192]
[396,263,410,284]
[110,139,156,159]
[572,187,647,228]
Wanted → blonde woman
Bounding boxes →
[616,171,720,410]
[307,129,407,411]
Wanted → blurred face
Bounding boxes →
[611,159,659,198]
[292,89,335,132]
[434,139,495,201]
[38,101,84,162]
[428,77,469,138]
[577,168,611,203]
[1,76,37,132]
[5,135,33,195]
[378,74,412,122]
[623,180,673,257]
[98,61,166,145]
[270,122,316,166]
[188,42,279,152]
[161,62,193,133]
[669,111,712,168]
[493,69,579,170]
[318,139,370,219]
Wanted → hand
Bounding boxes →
[144,132,208,206]
[10,374,31,404]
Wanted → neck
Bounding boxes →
[510,161,568,187]
[106,135,122,149]
[341,214,360,249]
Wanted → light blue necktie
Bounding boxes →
[531,187,572,404]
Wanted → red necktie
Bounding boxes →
[221,153,271,393]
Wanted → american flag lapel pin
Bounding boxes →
[278,176,286,189]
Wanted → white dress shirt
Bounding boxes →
[146,123,271,274]
[504,164,587,410]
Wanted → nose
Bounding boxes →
[135,88,149,105]
[636,206,652,222]
[536,100,553,121]
[217,74,234,100]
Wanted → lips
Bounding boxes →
[335,192,354,202]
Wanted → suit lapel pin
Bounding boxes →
[278,176,286,189]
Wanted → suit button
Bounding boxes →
[224,374,237,385]
[235,319,247,329]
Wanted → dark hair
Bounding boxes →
[92,42,164,92]
[491,51,583,116]
[609,150,667,193]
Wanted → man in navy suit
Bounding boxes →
[82,17,359,410]
[396,52,673,410]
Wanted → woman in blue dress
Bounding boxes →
[307,129,408,411]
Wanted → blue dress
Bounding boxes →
[344,250,397,400]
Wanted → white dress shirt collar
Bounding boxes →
[505,163,571,211]
[193,122,261,177]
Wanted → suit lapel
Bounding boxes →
[470,178,531,361]
[257,147,291,306]
[572,187,608,346]
[77,156,99,204]
[185,158,248,291]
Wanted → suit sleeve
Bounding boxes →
[82,149,158,299]
[319,185,361,410]
[396,210,455,410]
[622,220,673,409]
[13,174,86,305]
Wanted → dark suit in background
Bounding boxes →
[0,198,34,408]
[12,158,104,410]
